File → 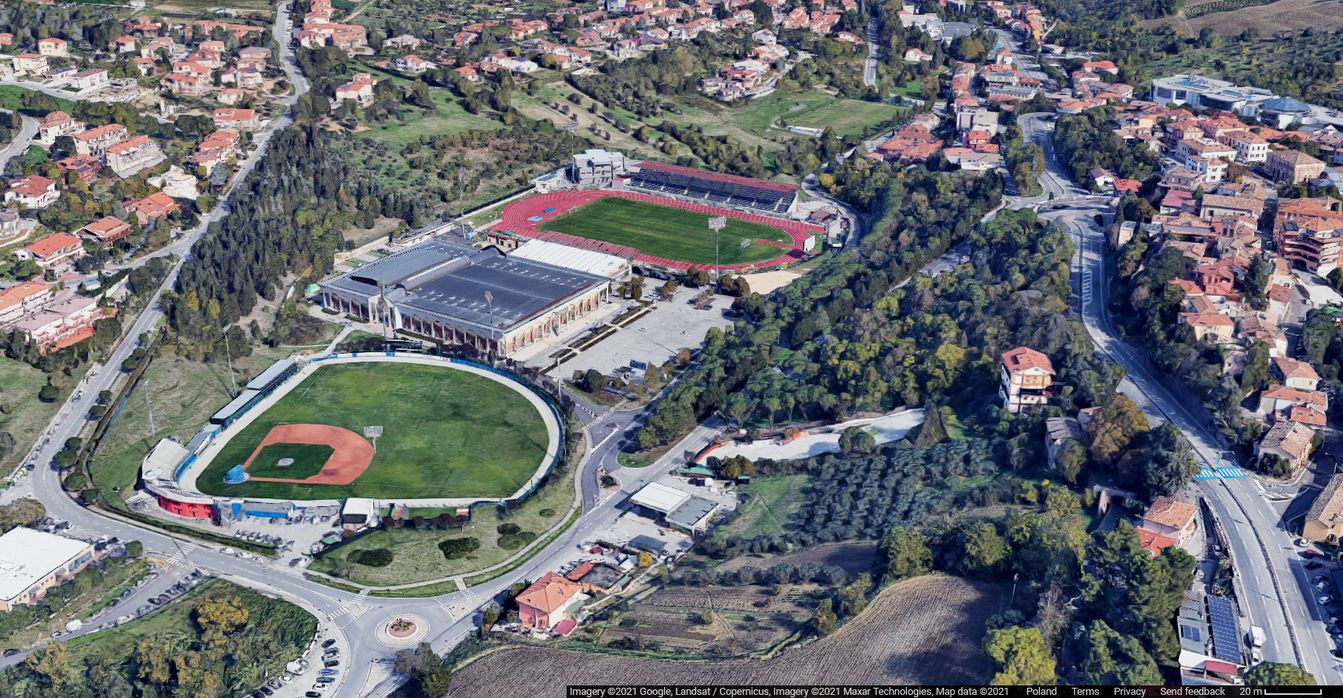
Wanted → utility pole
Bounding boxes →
[709,216,726,282]
[223,327,238,395]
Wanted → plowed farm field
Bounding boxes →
[449,575,1001,695]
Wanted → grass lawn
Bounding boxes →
[541,197,793,266]
[197,362,551,500]
[363,90,502,146]
[308,468,574,586]
[712,474,811,541]
[90,348,292,510]
[246,443,333,479]
[0,86,75,114]
[0,359,71,474]
[726,90,905,139]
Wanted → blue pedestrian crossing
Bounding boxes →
[1193,466,1247,480]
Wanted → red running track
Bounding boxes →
[494,189,822,272]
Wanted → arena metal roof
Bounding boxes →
[510,239,630,279]
[322,238,607,336]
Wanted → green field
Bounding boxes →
[197,362,551,500]
[540,197,794,266]
[308,465,574,586]
[246,443,333,479]
[712,474,811,541]
[727,90,906,139]
[362,89,502,146]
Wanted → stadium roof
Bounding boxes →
[629,481,691,514]
[245,359,295,391]
[211,388,260,423]
[635,160,798,194]
[322,239,607,336]
[509,239,630,279]
[0,528,94,602]
[1206,595,1243,665]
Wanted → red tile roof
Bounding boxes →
[1001,347,1054,375]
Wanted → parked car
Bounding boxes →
[319,669,338,676]
[305,693,322,698]
[3,649,19,657]
[323,660,339,668]
[321,639,337,648]
[316,677,334,684]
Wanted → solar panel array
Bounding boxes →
[1206,595,1243,664]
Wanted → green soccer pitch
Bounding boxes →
[539,196,793,266]
[196,362,552,500]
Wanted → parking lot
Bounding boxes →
[555,287,734,377]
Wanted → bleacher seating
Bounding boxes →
[626,160,798,215]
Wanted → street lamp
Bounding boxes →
[708,216,726,282]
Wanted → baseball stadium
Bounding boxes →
[494,157,823,272]
[165,353,562,504]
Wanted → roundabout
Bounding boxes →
[376,614,429,647]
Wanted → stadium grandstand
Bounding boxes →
[625,160,799,215]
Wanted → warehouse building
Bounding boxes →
[0,527,99,612]
[318,239,609,356]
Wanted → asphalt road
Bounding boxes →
[1013,112,1337,680]
[0,114,37,173]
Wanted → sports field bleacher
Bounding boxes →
[626,160,799,215]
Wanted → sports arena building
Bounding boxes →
[318,238,609,356]
[624,160,800,215]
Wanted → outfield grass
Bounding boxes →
[540,197,793,266]
[197,362,551,500]
[246,443,333,479]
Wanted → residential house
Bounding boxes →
[55,155,103,185]
[334,73,375,107]
[1217,129,1269,164]
[1258,384,1328,418]
[383,34,421,50]
[1257,419,1315,472]
[36,111,83,146]
[212,108,259,130]
[1140,496,1198,546]
[393,54,434,74]
[77,216,132,247]
[1303,474,1343,544]
[516,571,585,631]
[69,69,109,91]
[17,232,84,271]
[216,88,255,106]
[1178,310,1234,343]
[73,124,129,158]
[13,296,103,354]
[37,38,68,57]
[0,209,21,241]
[105,135,165,178]
[1000,347,1053,413]
[190,129,240,174]
[126,192,180,225]
[1265,148,1326,184]
[0,281,54,325]
[4,175,59,210]
[1273,357,1320,391]
[12,54,48,78]
[109,36,138,54]
[1044,416,1083,470]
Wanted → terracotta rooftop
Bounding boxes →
[516,571,582,614]
[1143,496,1197,531]
[1001,347,1054,375]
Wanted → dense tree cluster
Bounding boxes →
[165,125,427,360]
[4,582,313,697]
[569,45,710,118]
[1054,108,1159,187]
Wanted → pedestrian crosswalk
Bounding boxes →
[329,599,369,623]
[1193,466,1248,481]
[158,553,195,572]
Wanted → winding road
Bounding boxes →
[1014,110,1337,681]
[0,114,37,174]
